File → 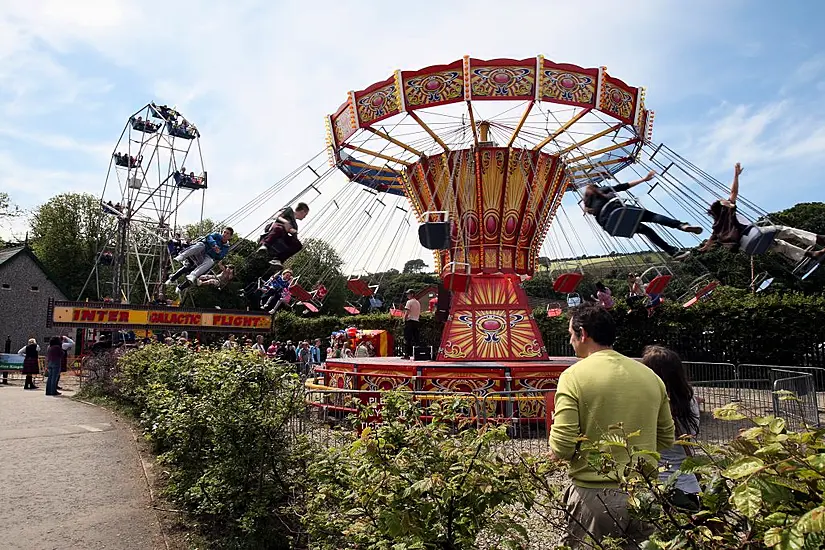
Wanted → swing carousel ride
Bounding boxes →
[285,54,809,407]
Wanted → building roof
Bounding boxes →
[0,245,70,299]
[0,246,25,267]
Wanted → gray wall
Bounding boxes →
[0,252,70,356]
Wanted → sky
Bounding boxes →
[1,0,824,272]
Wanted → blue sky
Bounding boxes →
[1,0,824,269]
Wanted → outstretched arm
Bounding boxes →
[729,162,743,204]
[625,169,656,189]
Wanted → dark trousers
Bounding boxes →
[24,374,35,389]
[600,207,684,256]
[261,225,303,262]
[46,365,61,395]
[404,320,420,358]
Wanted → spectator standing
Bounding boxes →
[297,341,311,375]
[309,339,322,366]
[267,340,278,360]
[58,335,74,391]
[549,304,675,549]
[222,334,237,350]
[642,345,701,510]
[252,335,267,358]
[283,340,297,364]
[18,338,40,390]
[402,288,421,360]
[45,337,65,396]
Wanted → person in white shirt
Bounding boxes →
[222,335,238,349]
[251,335,267,357]
[403,288,421,359]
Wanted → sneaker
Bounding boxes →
[672,250,691,261]
[680,224,703,235]
[256,245,268,254]
[269,259,283,268]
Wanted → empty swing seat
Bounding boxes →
[389,308,404,318]
[442,262,471,293]
[347,278,375,297]
[645,275,672,296]
[739,225,777,255]
[344,305,361,315]
[553,272,583,293]
[289,284,314,303]
[603,201,645,238]
[301,302,319,313]
[418,222,452,250]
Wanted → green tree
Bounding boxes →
[770,201,825,235]
[181,217,219,240]
[403,258,428,274]
[30,193,115,299]
[287,238,347,314]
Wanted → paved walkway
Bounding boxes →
[0,376,164,549]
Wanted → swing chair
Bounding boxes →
[640,265,673,295]
[346,276,379,297]
[566,293,582,308]
[602,197,646,238]
[389,306,405,318]
[552,268,584,293]
[418,211,452,250]
[344,302,361,315]
[751,272,775,293]
[546,302,563,318]
[680,274,719,308]
[793,254,824,281]
[442,261,471,293]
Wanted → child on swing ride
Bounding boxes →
[197,262,235,289]
[260,269,294,314]
[258,203,310,272]
[583,170,702,260]
[701,162,825,264]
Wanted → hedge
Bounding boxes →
[271,288,825,367]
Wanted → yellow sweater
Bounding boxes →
[549,349,675,488]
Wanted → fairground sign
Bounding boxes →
[47,299,271,333]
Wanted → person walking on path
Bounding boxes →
[549,303,675,549]
[403,289,421,360]
[18,338,41,390]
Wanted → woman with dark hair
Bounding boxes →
[45,336,64,396]
[17,338,40,390]
[583,170,702,261]
[642,345,700,510]
[702,163,825,263]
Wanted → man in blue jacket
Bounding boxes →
[169,227,234,294]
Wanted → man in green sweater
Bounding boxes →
[549,303,675,549]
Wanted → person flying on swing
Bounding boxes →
[258,202,310,272]
[583,170,702,261]
[167,227,233,294]
[701,162,825,263]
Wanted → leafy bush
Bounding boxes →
[115,344,306,549]
[303,393,534,550]
[525,398,825,549]
[276,290,825,367]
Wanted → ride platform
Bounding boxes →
[315,356,575,393]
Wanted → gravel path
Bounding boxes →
[0,376,165,550]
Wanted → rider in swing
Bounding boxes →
[167,227,233,294]
[258,203,309,272]
[583,170,702,260]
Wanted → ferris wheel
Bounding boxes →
[81,103,207,304]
